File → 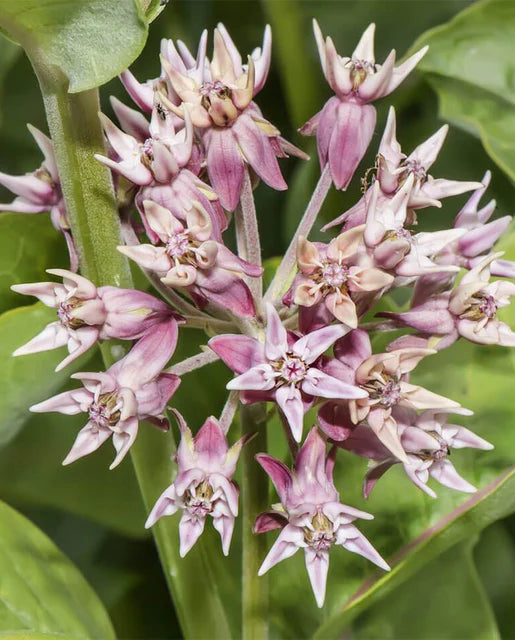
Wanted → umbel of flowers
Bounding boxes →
[4,21,514,609]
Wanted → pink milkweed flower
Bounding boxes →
[363,178,465,278]
[209,304,367,442]
[119,29,208,116]
[323,107,482,231]
[119,200,261,317]
[254,427,389,608]
[449,252,515,346]
[381,253,515,348]
[375,107,483,209]
[30,320,180,469]
[318,329,461,462]
[300,22,428,190]
[283,226,393,328]
[341,407,492,499]
[11,268,176,371]
[0,125,78,270]
[95,97,227,241]
[436,171,515,279]
[145,410,249,557]
[161,24,306,211]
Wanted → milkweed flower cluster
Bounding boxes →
[5,21,514,608]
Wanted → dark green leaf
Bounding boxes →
[0,214,68,313]
[350,541,500,639]
[0,500,115,638]
[0,0,148,92]
[412,0,515,178]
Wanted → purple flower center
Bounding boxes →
[57,298,84,329]
[185,481,214,517]
[277,354,308,384]
[478,294,498,319]
[380,379,402,406]
[200,80,229,97]
[142,138,153,159]
[321,262,349,288]
[88,392,121,429]
[403,159,427,182]
[304,511,335,551]
[166,232,190,259]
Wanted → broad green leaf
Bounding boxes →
[412,0,515,178]
[0,500,115,638]
[0,0,148,92]
[140,0,168,23]
[350,541,499,639]
[0,214,68,313]
[0,408,147,539]
[314,468,515,639]
[0,303,95,446]
[475,522,515,638]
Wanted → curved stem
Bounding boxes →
[36,72,232,640]
[265,165,332,303]
[240,403,269,640]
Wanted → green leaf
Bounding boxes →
[314,468,515,639]
[0,303,95,447]
[0,500,115,638]
[0,0,148,92]
[412,0,515,179]
[350,541,500,640]
[0,408,147,539]
[0,214,68,314]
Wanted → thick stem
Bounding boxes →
[240,403,269,640]
[265,164,332,303]
[37,74,232,640]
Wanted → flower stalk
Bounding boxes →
[240,403,269,640]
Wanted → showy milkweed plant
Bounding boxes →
[1,3,514,639]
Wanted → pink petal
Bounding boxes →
[209,334,265,374]
[265,303,289,360]
[62,423,112,466]
[430,459,476,493]
[205,128,244,212]
[255,454,292,504]
[328,102,376,190]
[258,524,304,575]
[110,417,139,469]
[179,514,206,557]
[304,548,330,608]
[275,384,305,442]
[293,324,348,364]
[336,523,390,571]
[226,364,276,391]
[233,114,287,191]
[303,368,367,400]
[145,484,180,528]
[254,511,288,534]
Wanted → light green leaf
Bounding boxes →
[0,214,68,314]
[412,0,515,179]
[0,303,95,446]
[0,0,148,92]
[350,541,500,640]
[0,500,115,638]
[314,468,514,639]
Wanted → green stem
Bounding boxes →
[35,71,232,639]
[241,403,269,640]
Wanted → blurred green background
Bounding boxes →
[0,1,514,638]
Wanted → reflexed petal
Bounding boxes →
[255,454,292,504]
[265,303,288,359]
[62,423,112,465]
[145,484,180,528]
[209,334,265,374]
[430,459,476,493]
[293,324,348,363]
[179,514,206,557]
[258,524,304,575]
[226,364,276,391]
[304,548,330,608]
[336,523,390,571]
[275,384,305,442]
[303,368,367,400]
